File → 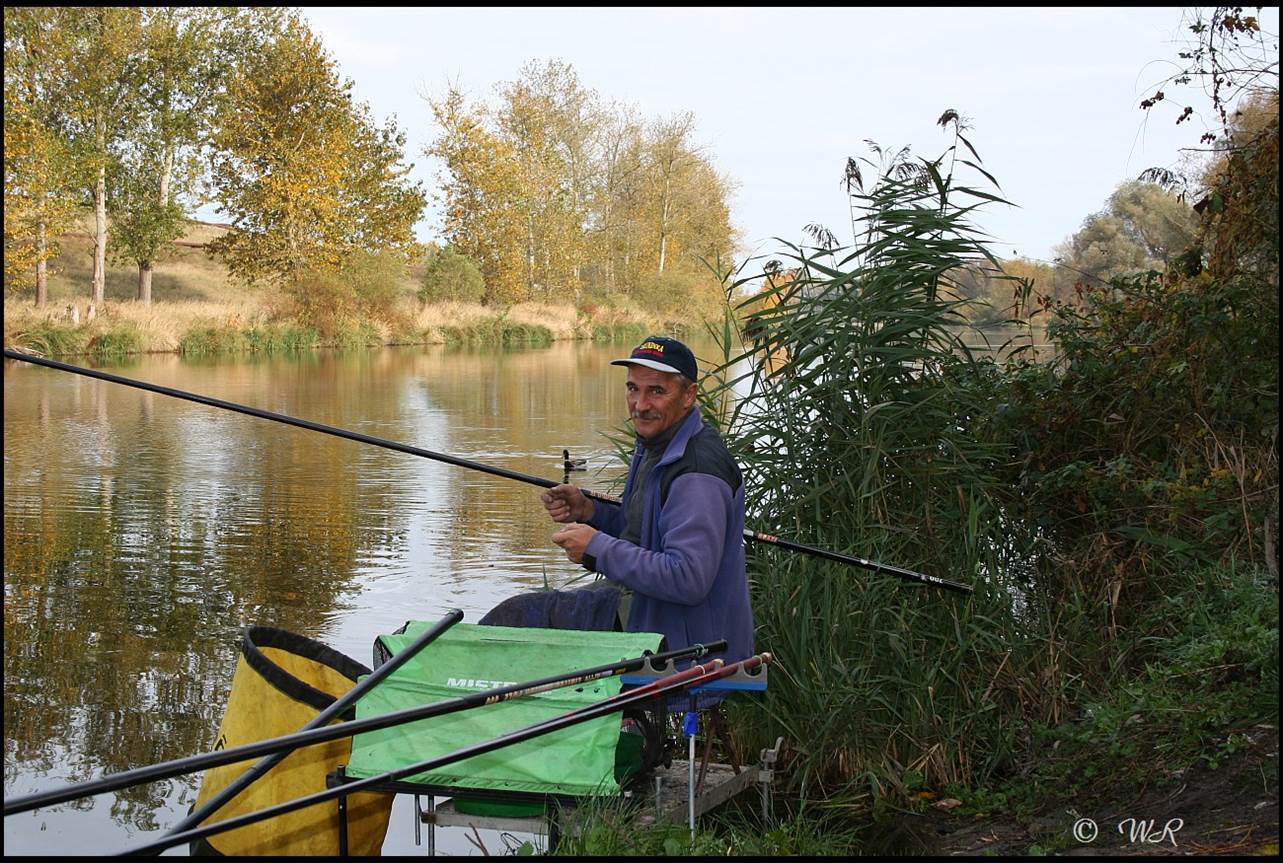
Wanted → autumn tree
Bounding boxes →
[427,87,527,305]
[646,111,698,277]
[1000,256,1059,309]
[50,7,146,308]
[207,14,424,289]
[1193,88,1279,284]
[497,60,602,298]
[426,61,737,314]
[629,113,737,315]
[585,104,645,294]
[111,7,286,304]
[3,8,84,305]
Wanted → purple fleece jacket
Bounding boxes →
[583,407,755,665]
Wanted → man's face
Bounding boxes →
[625,365,697,440]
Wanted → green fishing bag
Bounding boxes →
[344,623,662,804]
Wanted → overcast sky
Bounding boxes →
[295,6,1279,266]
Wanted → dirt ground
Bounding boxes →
[896,724,1278,856]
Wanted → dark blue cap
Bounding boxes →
[610,336,698,382]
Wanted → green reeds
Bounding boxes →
[590,321,649,343]
[706,123,1038,797]
[178,326,250,356]
[440,319,554,347]
[86,326,144,360]
[179,324,323,356]
[12,323,91,357]
[12,322,143,359]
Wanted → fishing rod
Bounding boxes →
[2,349,971,593]
[120,653,770,856]
[2,637,727,816]
[167,609,461,838]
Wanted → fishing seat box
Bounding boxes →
[340,623,665,817]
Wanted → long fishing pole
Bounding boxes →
[164,609,461,839]
[120,654,769,857]
[3,349,971,593]
[2,638,726,816]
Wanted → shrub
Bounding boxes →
[418,246,485,305]
[283,250,414,336]
[631,268,722,320]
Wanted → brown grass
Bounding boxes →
[5,218,696,352]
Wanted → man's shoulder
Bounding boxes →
[671,424,741,491]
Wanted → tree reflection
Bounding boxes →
[2,342,645,840]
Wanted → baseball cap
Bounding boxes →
[610,336,698,382]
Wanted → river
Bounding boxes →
[3,340,651,856]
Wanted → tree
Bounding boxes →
[645,111,699,276]
[3,8,84,305]
[118,7,284,304]
[51,7,146,307]
[427,87,527,305]
[107,144,187,296]
[585,104,644,295]
[497,60,602,299]
[207,15,424,288]
[425,62,738,313]
[1199,90,1279,286]
[1053,180,1198,285]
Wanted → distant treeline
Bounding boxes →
[426,60,737,318]
[4,10,736,325]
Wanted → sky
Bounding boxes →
[291,6,1280,267]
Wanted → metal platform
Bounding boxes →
[413,737,785,855]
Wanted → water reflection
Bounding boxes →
[3,341,648,854]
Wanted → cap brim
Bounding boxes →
[610,358,686,376]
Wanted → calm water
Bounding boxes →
[3,326,1043,855]
[2,340,651,856]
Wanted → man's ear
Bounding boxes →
[684,382,698,410]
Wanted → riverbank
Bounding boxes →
[2,219,696,358]
[544,717,1278,856]
[548,560,1278,857]
[1,295,672,358]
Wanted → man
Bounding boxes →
[542,336,754,665]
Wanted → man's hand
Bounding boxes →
[552,522,597,565]
[541,483,594,524]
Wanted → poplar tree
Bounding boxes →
[3,8,84,305]
[427,61,737,311]
[53,7,145,308]
[428,88,527,305]
[113,7,285,304]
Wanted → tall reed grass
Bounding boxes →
[704,124,1044,798]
